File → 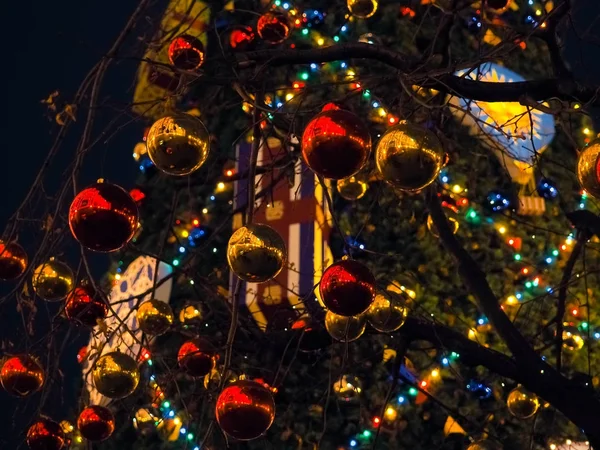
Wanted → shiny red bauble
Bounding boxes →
[65,286,108,327]
[168,34,205,71]
[229,25,255,50]
[69,181,139,253]
[1,354,44,397]
[216,380,275,441]
[26,418,66,450]
[319,259,376,316]
[177,338,216,377]
[302,106,371,180]
[77,405,115,442]
[0,241,28,280]
[257,11,290,44]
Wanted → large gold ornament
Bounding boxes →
[137,299,174,336]
[92,352,140,399]
[332,374,362,401]
[0,241,28,281]
[216,379,276,441]
[325,310,366,342]
[347,0,378,18]
[146,113,210,176]
[506,386,540,419]
[1,354,45,397]
[32,258,74,302]
[467,440,503,450]
[376,122,445,192]
[337,175,369,201]
[366,293,408,332]
[227,223,286,283]
[577,140,600,199]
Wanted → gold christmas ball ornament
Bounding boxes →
[325,310,366,342]
[506,386,540,419]
[32,258,74,302]
[577,140,600,199]
[146,112,210,176]
[337,175,369,201]
[0,241,28,281]
[227,223,286,283]
[216,379,276,441]
[332,374,362,401]
[427,204,460,237]
[366,293,408,332]
[562,325,584,351]
[1,354,45,397]
[27,418,66,450]
[133,408,157,436]
[484,0,511,14]
[178,303,204,328]
[92,352,140,399]
[376,122,445,192]
[467,440,503,450]
[137,299,174,336]
[302,105,372,180]
[347,0,378,18]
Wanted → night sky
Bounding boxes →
[1,0,600,447]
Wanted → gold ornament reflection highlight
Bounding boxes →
[92,352,140,399]
[376,122,444,192]
[227,224,287,283]
[366,293,408,332]
[325,310,366,342]
[32,258,74,302]
[146,113,210,176]
[506,386,540,419]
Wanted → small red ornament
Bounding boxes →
[257,11,290,44]
[69,180,139,253]
[65,286,108,327]
[216,379,276,440]
[168,34,205,71]
[320,260,376,316]
[178,338,216,377]
[77,346,88,364]
[1,354,44,397]
[77,405,115,442]
[0,241,28,281]
[27,418,66,450]
[302,107,371,179]
[229,25,255,50]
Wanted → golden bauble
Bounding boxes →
[506,386,540,419]
[577,139,600,199]
[484,0,511,14]
[332,374,362,401]
[216,379,276,441]
[227,223,286,283]
[337,175,369,201]
[347,0,378,18]
[1,354,44,397]
[0,241,27,281]
[376,122,445,192]
[178,303,204,328]
[366,293,408,332]
[426,204,460,237]
[133,408,157,436]
[92,352,140,399]
[137,299,174,336]
[562,325,584,351]
[32,258,74,302]
[325,310,366,342]
[146,112,210,176]
[467,440,502,450]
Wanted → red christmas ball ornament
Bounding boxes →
[229,25,255,50]
[27,418,66,450]
[302,106,371,179]
[69,180,139,253]
[1,354,44,397]
[178,338,216,377]
[320,259,376,316]
[216,379,276,441]
[65,286,108,327]
[0,241,28,281]
[257,11,290,44]
[168,34,205,71]
[77,405,115,442]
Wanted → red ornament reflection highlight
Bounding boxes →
[216,380,275,441]
[302,109,371,179]
[77,405,115,442]
[27,418,65,450]
[320,260,376,316]
[1,354,44,397]
[65,286,108,327]
[0,241,28,280]
[178,338,216,377]
[257,12,290,44]
[69,181,138,253]
[229,25,255,50]
[168,35,205,71]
